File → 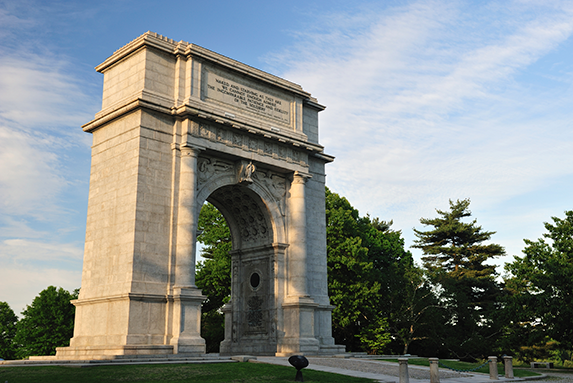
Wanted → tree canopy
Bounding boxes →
[504,210,573,353]
[195,202,232,353]
[0,301,18,360]
[325,187,414,353]
[13,286,78,358]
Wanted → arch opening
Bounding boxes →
[198,183,279,355]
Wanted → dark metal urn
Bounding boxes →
[288,355,309,382]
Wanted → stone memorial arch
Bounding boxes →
[56,32,344,359]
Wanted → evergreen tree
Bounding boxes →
[504,211,573,356]
[13,286,78,358]
[413,199,505,360]
[0,301,18,360]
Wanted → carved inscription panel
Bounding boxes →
[204,67,292,126]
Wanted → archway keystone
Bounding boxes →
[55,32,344,359]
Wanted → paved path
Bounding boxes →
[533,371,573,382]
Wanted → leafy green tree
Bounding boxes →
[326,188,413,353]
[0,301,18,360]
[504,211,573,357]
[387,264,440,355]
[13,286,78,358]
[195,202,232,353]
[413,199,505,360]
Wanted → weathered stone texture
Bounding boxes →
[56,31,343,360]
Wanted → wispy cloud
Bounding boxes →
[268,0,573,260]
[0,238,83,263]
[0,5,98,311]
[0,47,97,218]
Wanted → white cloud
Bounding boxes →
[268,0,573,262]
[0,238,83,263]
[0,54,95,131]
[0,126,66,217]
[0,45,97,219]
[0,17,97,315]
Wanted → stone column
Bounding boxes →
[429,358,440,383]
[170,144,206,354]
[278,171,319,355]
[288,171,311,298]
[398,358,410,383]
[175,144,201,288]
[503,356,514,379]
[488,356,499,380]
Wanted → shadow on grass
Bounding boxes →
[0,362,377,383]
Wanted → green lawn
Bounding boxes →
[0,362,377,383]
[383,358,540,377]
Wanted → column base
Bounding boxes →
[170,287,206,355]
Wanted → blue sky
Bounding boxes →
[1,0,572,315]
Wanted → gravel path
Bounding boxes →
[307,357,471,380]
[529,371,573,382]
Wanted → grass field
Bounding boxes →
[0,362,377,383]
[384,358,541,377]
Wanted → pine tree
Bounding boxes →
[413,199,505,360]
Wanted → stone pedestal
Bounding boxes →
[429,358,440,383]
[503,356,514,379]
[277,298,320,356]
[399,358,410,383]
[169,287,206,354]
[488,356,499,380]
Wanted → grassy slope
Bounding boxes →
[0,362,376,383]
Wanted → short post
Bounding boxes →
[429,357,440,383]
[488,356,499,380]
[503,356,514,379]
[288,355,309,382]
[398,358,410,383]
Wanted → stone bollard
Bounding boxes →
[503,356,514,379]
[488,356,499,380]
[398,358,410,383]
[429,358,440,383]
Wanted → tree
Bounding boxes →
[387,264,440,355]
[13,286,78,358]
[504,210,573,356]
[326,188,413,353]
[0,301,18,360]
[195,202,232,353]
[412,199,505,360]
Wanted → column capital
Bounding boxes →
[180,144,203,156]
[292,171,312,184]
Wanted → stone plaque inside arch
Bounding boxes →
[54,32,344,359]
